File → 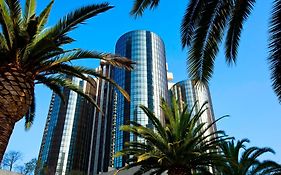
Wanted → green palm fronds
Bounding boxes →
[116,99,229,175]
[0,0,133,129]
[218,139,279,175]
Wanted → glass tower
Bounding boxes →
[113,30,169,168]
[37,77,98,175]
[87,63,115,175]
[170,80,217,138]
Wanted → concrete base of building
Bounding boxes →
[0,170,22,175]
[99,166,167,175]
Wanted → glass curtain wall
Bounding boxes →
[113,30,169,168]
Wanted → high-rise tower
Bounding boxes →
[170,80,217,138]
[37,77,97,175]
[113,30,169,168]
[37,62,117,175]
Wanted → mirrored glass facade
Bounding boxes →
[113,30,169,168]
[87,63,115,175]
[170,80,217,137]
[37,77,97,175]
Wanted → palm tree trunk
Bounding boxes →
[0,115,15,161]
[167,167,190,175]
[0,65,34,161]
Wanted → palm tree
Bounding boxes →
[218,139,279,175]
[130,0,281,103]
[0,0,133,161]
[115,99,229,175]
[268,164,281,174]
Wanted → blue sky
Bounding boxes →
[6,0,281,165]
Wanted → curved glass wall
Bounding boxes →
[113,30,168,168]
[170,80,217,138]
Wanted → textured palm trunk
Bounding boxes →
[0,65,34,161]
[167,167,190,175]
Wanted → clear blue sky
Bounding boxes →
[6,0,281,165]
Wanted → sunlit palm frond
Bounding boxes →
[23,3,112,64]
[139,105,167,139]
[24,0,36,23]
[37,0,54,32]
[269,0,281,102]
[35,50,133,72]
[117,100,228,174]
[0,0,14,50]
[5,0,22,27]
[46,3,113,40]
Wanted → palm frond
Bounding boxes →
[139,105,167,140]
[181,0,205,47]
[120,125,169,155]
[5,0,22,27]
[35,74,66,103]
[117,100,228,173]
[24,0,36,23]
[225,0,255,64]
[25,92,35,130]
[23,3,113,63]
[37,0,54,32]
[36,75,101,111]
[248,147,275,161]
[187,0,220,83]
[35,50,133,72]
[0,0,14,49]
[219,139,277,175]
[0,33,8,51]
[200,0,233,83]
[24,49,76,68]
[130,0,160,17]
[250,160,281,175]
[39,64,131,102]
[46,3,113,40]
[269,0,281,103]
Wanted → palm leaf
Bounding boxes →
[181,0,205,47]
[0,0,14,49]
[36,75,101,111]
[35,74,66,103]
[24,0,36,23]
[5,0,22,27]
[269,0,281,102]
[25,92,35,130]
[117,100,228,173]
[187,0,220,83]
[0,33,8,51]
[139,105,167,140]
[41,64,131,102]
[37,0,54,32]
[200,0,233,83]
[130,0,160,17]
[46,3,113,40]
[35,50,133,72]
[225,0,255,64]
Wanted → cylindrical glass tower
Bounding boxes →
[113,30,169,168]
[170,80,217,138]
